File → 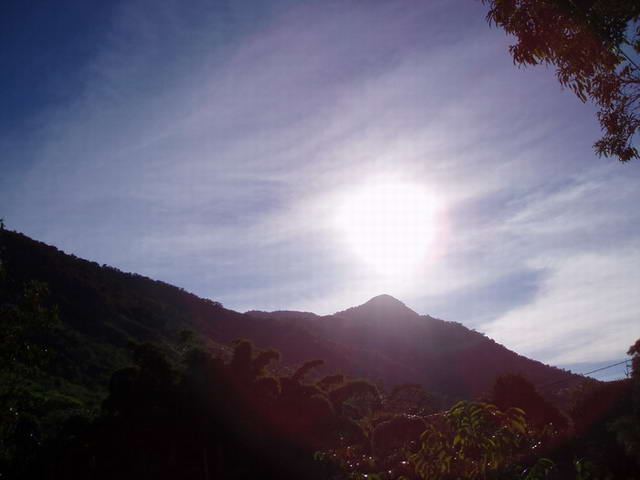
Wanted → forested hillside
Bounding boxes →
[2,228,638,479]
[2,229,579,402]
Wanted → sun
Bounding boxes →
[333,177,444,276]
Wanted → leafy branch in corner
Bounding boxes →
[483,0,640,162]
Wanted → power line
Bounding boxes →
[538,358,632,389]
[580,359,631,377]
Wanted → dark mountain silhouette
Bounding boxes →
[1,229,581,405]
[339,293,419,318]
[274,294,581,400]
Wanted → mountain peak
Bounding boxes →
[336,294,419,319]
[362,294,409,308]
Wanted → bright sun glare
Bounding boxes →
[334,178,443,276]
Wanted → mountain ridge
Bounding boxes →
[1,229,583,404]
[334,293,420,320]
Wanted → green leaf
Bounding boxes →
[510,419,526,434]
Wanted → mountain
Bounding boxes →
[338,294,419,319]
[1,229,581,407]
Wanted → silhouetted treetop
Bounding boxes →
[483,0,640,161]
[489,373,567,432]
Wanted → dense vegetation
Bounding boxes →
[1,226,638,478]
[3,332,639,479]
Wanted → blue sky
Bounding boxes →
[2,0,638,378]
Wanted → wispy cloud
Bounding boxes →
[3,0,639,368]
[475,166,640,365]
[482,250,640,365]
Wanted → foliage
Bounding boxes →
[19,339,399,479]
[608,337,640,466]
[1,279,59,387]
[385,383,435,417]
[371,414,425,459]
[293,359,325,383]
[2,228,640,478]
[408,401,528,479]
[0,234,62,472]
[489,374,567,435]
[521,457,555,480]
[483,0,640,161]
[319,374,346,392]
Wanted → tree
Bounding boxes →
[385,383,435,417]
[408,401,528,480]
[628,337,640,380]
[0,223,61,472]
[489,374,567,434]
[609,338,640,466]
[482,0,640,161]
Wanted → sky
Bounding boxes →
[2,0,639,379]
